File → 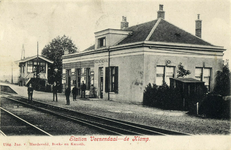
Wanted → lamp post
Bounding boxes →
[53,67,58,102]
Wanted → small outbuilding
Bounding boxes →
[17,55,53,91]
[170,78,206,110]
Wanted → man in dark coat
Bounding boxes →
[80,81,86,98]
[72,85,78,101]
[65,87,71,105]
[27,83,33,102]
[53,82,58,102]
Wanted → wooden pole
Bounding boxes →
[11,62,13,84]
[37,42,39,78]
[108,47,110,100]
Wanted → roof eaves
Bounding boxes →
[110,41,144,49]
[39,56,53,64]
[144,41,225,51]
[17,55,53,64]
[17,55,37,63]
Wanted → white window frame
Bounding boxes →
[195,67,211,91]
[156,65,175,86]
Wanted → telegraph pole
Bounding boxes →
[37,41,39,78]
[108,47,110,100]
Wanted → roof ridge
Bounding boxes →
[160,19,213,46]
[17,55,53,64]
[124,19,158,30]
[145,18,161,41]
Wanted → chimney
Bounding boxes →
[157,4,165,19]
[195,14,202,38]
[121,16,129,29]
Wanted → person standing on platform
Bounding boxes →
[80,81,86,98]
[72,85,78,101]
[65,87,71,105]
[53,82,58,102]
[27,83,33,103]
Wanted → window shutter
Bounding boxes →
[115,67,118,93]
[105,67,109,92]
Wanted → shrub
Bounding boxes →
[177,62,191,78]
[213,64,230,96]
[143,83,182,110]
[143,83,158,107]
[199,94,230,119]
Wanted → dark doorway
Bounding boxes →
[100,77,103,98]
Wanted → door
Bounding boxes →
[100,77,103,98]
[67,69,71,89]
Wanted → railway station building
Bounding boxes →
[62,5,225,103]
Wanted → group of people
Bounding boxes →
[27,81,87,105]
[64,81,86,105]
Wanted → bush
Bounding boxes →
[213,64,230,96]
[143,83,182,110]
[143,83,158,107]
[199,94,230,119]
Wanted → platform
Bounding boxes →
[1,82,229,135]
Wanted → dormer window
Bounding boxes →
[94,29,131,49]
[98,37,106,48]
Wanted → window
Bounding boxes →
[156,66,164,86]
[156,66,175,86]
[195,68,202,81]
[77,68,81,88]
[62,69,66,74]
[20,65,24,74]
[33,61,38,73]
[105,66,118,93]
[67,69,71,76]
[86,68,90,90]
[98,37,106,48]
[195,67,211,91]
[39,62,46,73]
[90,68,94,85]
[27,61,33,73]
[21,64,25,73]
[81,68,85,74]
[71,68,75,74]
[73,80,76,85]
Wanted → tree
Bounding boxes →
[213,63,230,96]
[41,35,78,91]
[177,62,191,78]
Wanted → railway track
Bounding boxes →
[0,107,52,136]
[3,96,188,135]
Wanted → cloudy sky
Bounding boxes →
[0,0,230,79]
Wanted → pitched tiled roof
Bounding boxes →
[149,19,212,46]
[118,18,213,46]
[118,20,158,45]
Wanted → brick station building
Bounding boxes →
[62,5,225,103]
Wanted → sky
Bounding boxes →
[0,0,230,81]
